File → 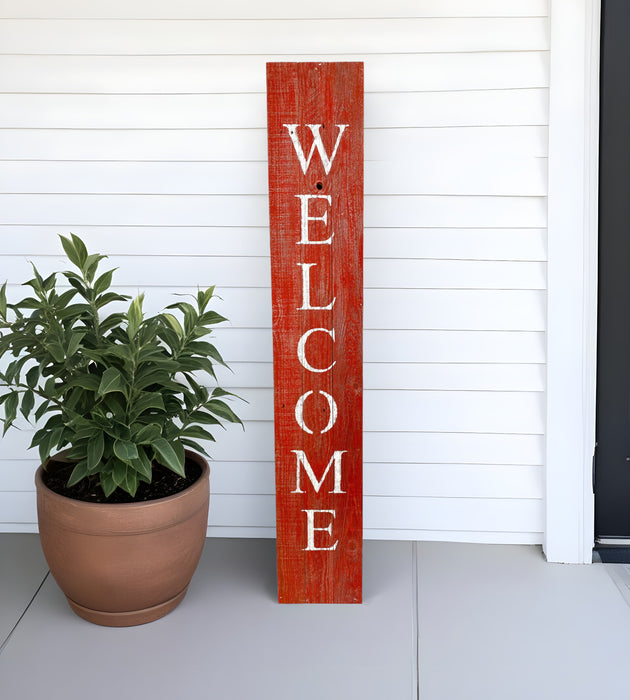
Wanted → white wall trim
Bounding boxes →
[545,0,600,563]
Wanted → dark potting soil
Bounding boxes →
[42,457,203,504]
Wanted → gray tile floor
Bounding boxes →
[1,535,630,699]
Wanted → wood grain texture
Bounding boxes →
[267,62,363,603]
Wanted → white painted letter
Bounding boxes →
[298,263,336,311]
[283,124,348,175]
[295,390,338,435]
[292,450,347,494]
[297,327,336,373]
[302,509,338,551]
[295,194,333,245]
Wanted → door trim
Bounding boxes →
[545,0,600,563]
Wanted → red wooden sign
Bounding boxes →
[267,62,364,604]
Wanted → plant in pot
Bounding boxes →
[0,234,242,626]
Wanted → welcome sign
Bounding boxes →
[266,62,364,604]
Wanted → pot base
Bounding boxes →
[66,586,189,627]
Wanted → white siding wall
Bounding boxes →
[0,0,549,542]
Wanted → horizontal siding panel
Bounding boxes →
[0,460,544,499]
[365,228,547,262]
[365,363,545,391]
[211,463,545,499]
[0,361,544,392]
[366,432,544,465]
[0,492,544,534]
[0,492,36,523]
[0,18,549,54]
[0,226,548,262]
[2,255,546,290]
[1,421,274,463]
[0,91,548,128]
[365,496,543,533]
[365,463,543,498]
[0,226,275,256]
[366,260,546,289]
[213,329,546,364]
[0,158,548,197]
[0,524,542,542]
[210,495,544,532]
[366,196,546,229]
[364,390,544,434]
[0,126,548,161]
[0,324,548,365]
[0,388,544,433]
[365,289,546,331]
[0,0,549,20]
[0,52,549,93]
[363,530,542,544]
[0,194,547,228]
[0,285,545,330]
[0,424,545,465]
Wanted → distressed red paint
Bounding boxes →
[267,62,364,604]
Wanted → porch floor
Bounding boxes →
[1,535,630,699]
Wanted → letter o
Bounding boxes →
[295,390,338,435]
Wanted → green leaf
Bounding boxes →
[113,439,139,464]
[66,331,85,358]
[67,374,100,392]
[123,469,138,497]
[20,390,35,420]
[100,471,117,498]
[95,293,130,310]
[205,399,242,425]
[199,310,228,327]
[60,234,84,268]
[181,425,216,442]
[162,313,184,339]
[3,392,19,435]
[132,423,161,444]
[34,400,51,422]
[130,392,164,419]
[98,367,125,396]
[153,438,185,477]
[0,282,6,320]
[87,431,105,470]
[93,268,115,296]
[25,365,40,389]
[67,460,89,487]
[199,342,227,368]
[189,408,221,426]
[180,438,209,457]
[46,342,66,364]
[127,295,144,340]
[55,288,79,308]
[110,458,128,487]
[41,272,56,293]
[38,427,64,464]
[84,253,105,283]
[198,286,215,313]
[131,448,153,480]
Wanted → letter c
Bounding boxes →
[297,328,336,373]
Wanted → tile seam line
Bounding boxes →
[0,570,49,656]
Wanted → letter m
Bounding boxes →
[291,450,347,494]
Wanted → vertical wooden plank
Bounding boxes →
[267,62,364,603]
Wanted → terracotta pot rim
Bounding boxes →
[35,449,209,511]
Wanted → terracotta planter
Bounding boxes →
[35,450,209,627]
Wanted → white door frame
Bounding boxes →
[545,0,600,563]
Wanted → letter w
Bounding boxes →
[291,450,346,494]
[283,124,348,175]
